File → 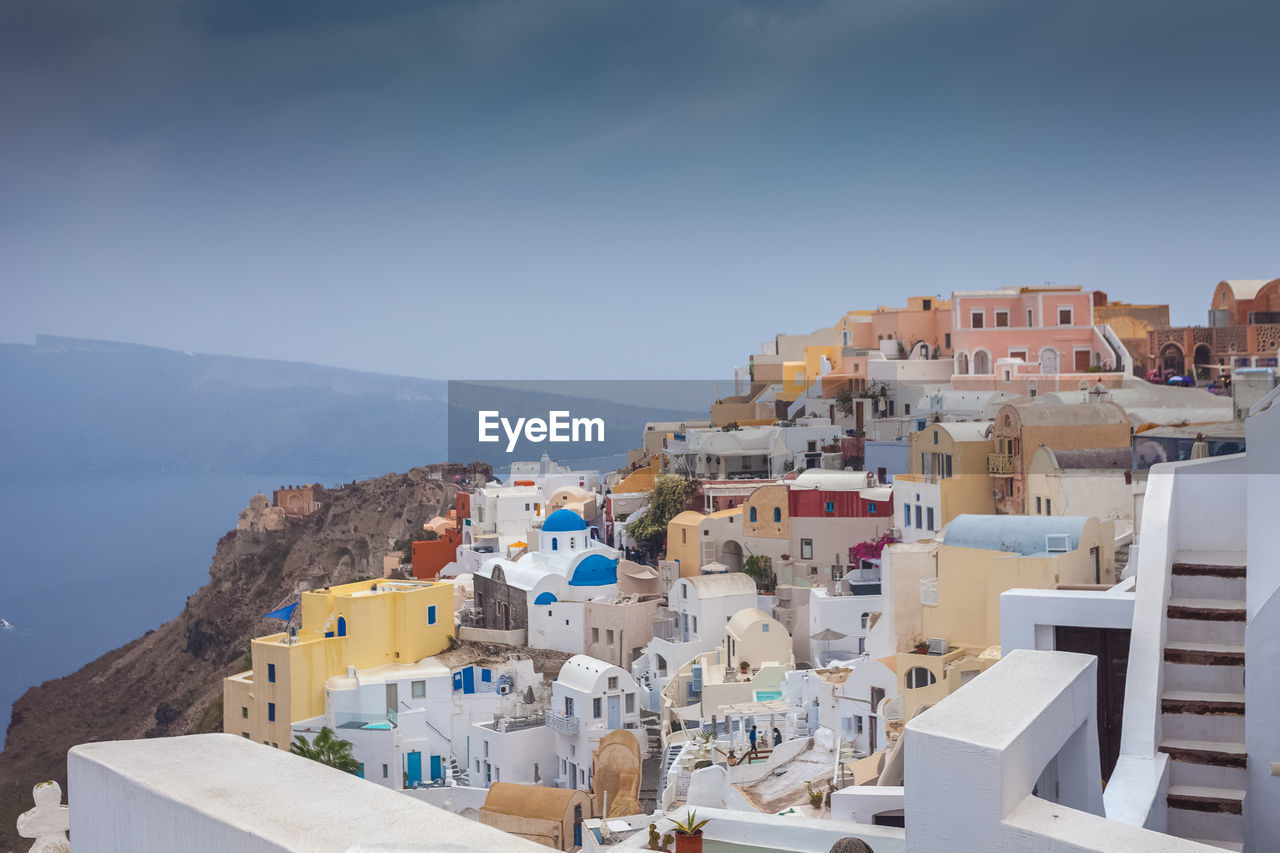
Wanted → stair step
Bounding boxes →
[1159,739,1247,768]
[1162,690,1245,716]
[1167,785,1245,815]
[1164,641,1245,666]
[1167,599,1246,622]
[1172,563,1247,578]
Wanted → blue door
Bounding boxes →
[462,667,475,694]
[406,751,422,787]
[608,695,621,729]
[430,754,443,782]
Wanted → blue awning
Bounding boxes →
[261,602,298,621]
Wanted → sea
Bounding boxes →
[0,471,372,737]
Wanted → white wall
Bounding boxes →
[528,600,585,654]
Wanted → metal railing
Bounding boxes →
[545,711,579,735]
[493,711,545,733]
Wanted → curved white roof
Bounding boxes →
[791,469,875,491]
[556,654,626,694]
[726,607,772,635]
[684,572,756,598]
[934,421,993,442]
[1221,279,1274,300]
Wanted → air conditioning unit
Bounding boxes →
[1045,534,1070,553]
[498,684,512,696]
[926,637,949,655]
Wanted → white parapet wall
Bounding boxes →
[68,733,545,852]
[903,649,1218,852]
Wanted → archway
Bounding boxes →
[973,350,991,375]
[1193,344,1212,379]
[956,352,969,375]
[1161,343,1184,374]
[720,540,744,573]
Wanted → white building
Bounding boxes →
[635,572,758,711]
[546,655,644,791]
[808,587,885,666]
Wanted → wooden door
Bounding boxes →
[1075,349,1093,372]
[1054,626,1131,781]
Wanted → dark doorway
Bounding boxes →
[1054,626,1131,781]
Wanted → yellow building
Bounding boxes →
[224,579,455,748]
[664,507,744,577]
[895,421,996,534]
[895,514,1113,718]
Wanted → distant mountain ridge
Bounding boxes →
[0,335,448,477]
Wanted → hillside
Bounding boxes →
[0,462,488,849]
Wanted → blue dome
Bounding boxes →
[569,553,618,587]
[534,591,558,605]
[543,509,588,532]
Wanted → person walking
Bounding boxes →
[748,725,758,756]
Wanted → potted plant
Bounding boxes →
[738,660,751,675]
[672,809,710,853]
[914,641,930,655]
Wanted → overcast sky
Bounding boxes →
[2,0,1277,379]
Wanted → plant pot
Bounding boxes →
[675,831,704,853]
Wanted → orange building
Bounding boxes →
[1150,279,1280,380]
[273,484,323,517]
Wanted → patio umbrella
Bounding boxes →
[810,628,848,665]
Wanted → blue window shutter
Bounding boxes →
[427,605,437,625]
[267,702,275,722]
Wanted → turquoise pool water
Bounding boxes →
[753,689,783,701]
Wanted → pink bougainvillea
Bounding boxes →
[848,530,897,567]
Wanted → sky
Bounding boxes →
[2,0,1278,380]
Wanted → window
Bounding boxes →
[857,637,866,655]
[626,693,635,713]
[926,507,935,530]
[565,697,574,717]
[267,702,276,722]
[483,741,489,757]
[944,455,953,478]
[412,680,426,699]
[681,530,687,544]
[869,502,878,513]
[808,441,817,452]
[944,333,951,349]
[762,623,770,632]
[608,676,618,690]
[267,663,276,683]
[1036,496,1042,514]
[915,506,922,529]
[481,669,491,682]
[593,697,602,718]
[241,706,248,719]
[427,605,437,625]
[970,310,984,329]
[904,504,911,525]
[552,537,558,551]
[382,764,388,779]
[606,629,615,645]
[1058,306,1073,326]
[682,584,687,599]
[1009,348,1028,362]
[906,667,937,689]
[1045,498,1052,514]
[933,431,938,445]
[592,627,600,643]
[825,501,834,513]
[242,732,250,739]
[773,507,781,523]
[801,539,813,560]
[692,616,698,634]
[750,506,757,522]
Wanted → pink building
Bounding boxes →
[950,286,1128,392]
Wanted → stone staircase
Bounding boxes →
[1158,553,1247,852]
[638,710,664,813]
[448,754,469,787]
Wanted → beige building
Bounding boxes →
[895,420,996,540]
[895,514,1114,718]
[988,400,1131,514]
[478,783,593,850]
[1026,445,1132,523]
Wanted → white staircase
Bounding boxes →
[1159,552,1247,851]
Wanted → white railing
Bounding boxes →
[920,578,939,606]
[545,711,579,735]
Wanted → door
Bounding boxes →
[1090,547,1101,584]
[406,751,422,787]
[1054,626,1131,780]
[573,804,583,847]
[1040,349,1059,375]
[1075,349,1092,372]
[567,762,577,789]
[608,694,621,729]
[430,755,443,783]
[386,683,399,714]
[462,667,475,694]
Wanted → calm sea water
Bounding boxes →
[0,471,369,736]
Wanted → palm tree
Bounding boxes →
[290,726,362,775]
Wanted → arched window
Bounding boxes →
[860,612,870,629]
[750,506,758,522]
[956,352,969,375]
[337,616,347,637]
[973,350,991,375]
[905,667,936,689]
[773,507,781,523]
[551,537,558,551]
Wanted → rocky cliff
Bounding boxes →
[0,462,488,849]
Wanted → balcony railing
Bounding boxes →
[492,711,545,733]
[545,710,579,735]
[987,452,1017,475]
